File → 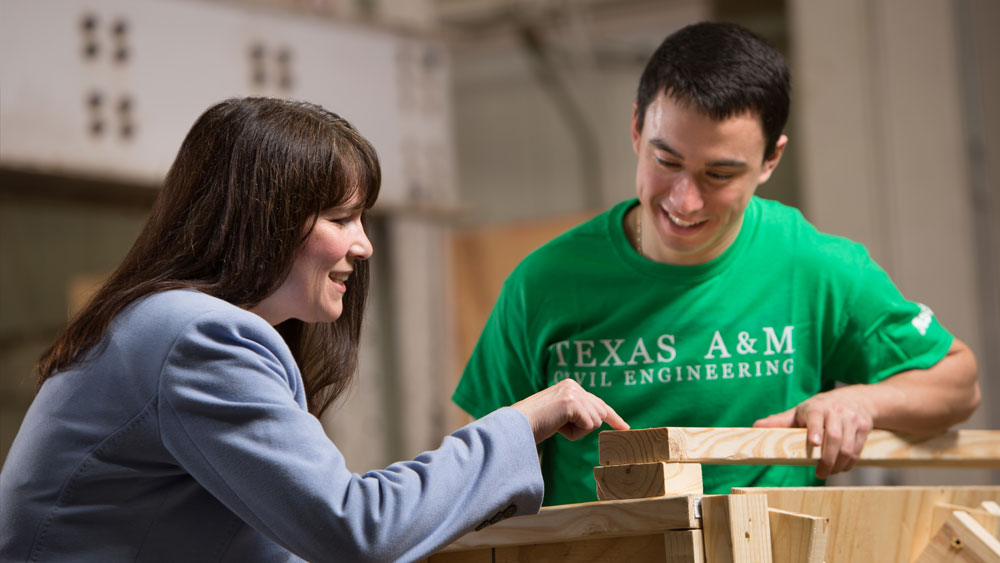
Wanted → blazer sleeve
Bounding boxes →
[157,311,543,563]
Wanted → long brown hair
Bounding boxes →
[36,97,381,416]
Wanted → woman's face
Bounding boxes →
[251,198,373,325]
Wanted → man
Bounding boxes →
[452,21,980,506]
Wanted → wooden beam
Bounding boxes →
[426,550,491,563]
[438,495,699,552]
[914,510,1000,563]
[599,427,1000,468]
[768,508,828,563]
[492,534,667,562]
[732,486,1000,562]
[665,529,705,563]
[594,462,703,500]
[701,493,773,563]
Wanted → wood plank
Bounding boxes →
[426,550,492,563]
[493,534,667,562]
[664,529,705,563]
[437,495,699,552]
[982,501,1000,516]
[768,508,828,563]
[932,503,1000,537]
[701,493,773,563]
[731,486,1000,562]
[594,462,703,500]
[914,510,1000,563]
[599,427,1000,467]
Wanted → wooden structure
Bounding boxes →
[426,427,1000,562]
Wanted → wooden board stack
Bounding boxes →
[424,427,1000,562]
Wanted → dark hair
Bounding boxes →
[36,97,381,416]
[635,22,790,159]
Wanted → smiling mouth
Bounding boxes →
[665,209,708,228]
[328,272,350,284]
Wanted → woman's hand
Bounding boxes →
[511,379,629,443]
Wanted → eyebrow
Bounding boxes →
[649,138,748,169]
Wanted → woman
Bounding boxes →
[0,97,627,562]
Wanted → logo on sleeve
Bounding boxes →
[911,304,934,336]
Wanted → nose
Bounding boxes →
[351,223,374,260]
[668,174,704,215]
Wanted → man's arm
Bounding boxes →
[754,338,980,479]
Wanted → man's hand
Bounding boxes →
[753,340,980,480]
[512,379,629,443]
[753,385,876,479]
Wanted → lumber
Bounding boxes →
[768,508,828,563]
[732,486,1000,562]
[493,534,667,562]
[426,550,492,563]
[914,510,1000,563]
[931,503,1000,537]
[594,462,703,500]
[664,529,705,563]
[701,493,772,563]
[599,427,1000,467]
[438,495,699,552]
[982,501,1000,516]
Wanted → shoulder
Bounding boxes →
[117,289,286,356]
[753,197,873,269]
[126,289,266,326]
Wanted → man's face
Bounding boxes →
[631,90,786,265]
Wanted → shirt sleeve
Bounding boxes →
[823,248,953,385]
[157,312,543,563]
[453,275,544,419]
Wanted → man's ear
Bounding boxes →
[757,134,788,184]
[631,102,641,154]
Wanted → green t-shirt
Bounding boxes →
[453,197,953,506]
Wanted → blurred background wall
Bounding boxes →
[1,0,997,488]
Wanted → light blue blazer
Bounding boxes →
[0,290,543,562]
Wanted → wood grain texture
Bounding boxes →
[982,500,1000,516]
[732,486,1000,562]
[599,427,1000,467]
[914,510,1000,563]
[701,493,773,563]
[437,495,699,552]
[768,508,828,563]
[664,529,705,563]
[493,534,667,562]
[594,462,703,500]
[931,503,1000,537]
[426,550,492,563]
[599,427,673,466]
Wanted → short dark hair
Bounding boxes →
[37,97,380,416]
[635,22,790,159]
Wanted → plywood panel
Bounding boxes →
[731,486,1000,562]
[915,510,1000,563]
[664,529,705,563]
[494,534,667,562]
[931,503,1000,538]
[426,549,492,563]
